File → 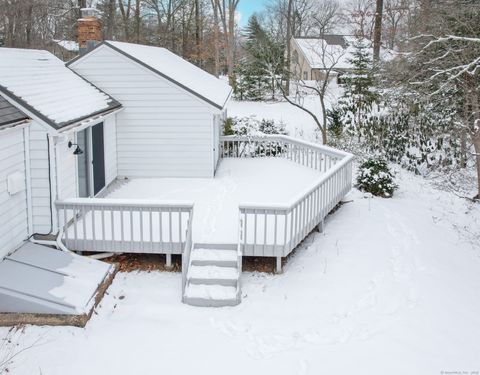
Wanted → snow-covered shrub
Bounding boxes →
[222,116,288,157]
[223,116,287,137]
[356,159,397,198]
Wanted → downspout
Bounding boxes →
[23,126,33,236]
[29,133,72,252]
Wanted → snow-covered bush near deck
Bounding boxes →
[223,116,287,137]
[223,116,288,157]
[356,158,397,198]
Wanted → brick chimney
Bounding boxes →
[78,8,102,55]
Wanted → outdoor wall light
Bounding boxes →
[68,141,84,155]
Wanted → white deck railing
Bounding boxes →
[56,198,194,255]
[221,135,354,261]
[181,211,194,299]
[221,135,343,172]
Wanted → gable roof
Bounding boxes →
[293,36,396,71]
[296,35,347,48]
[0,95,29,129]
[0,47,121,130]
[294,38,350,70]
[52,39,79,53]
[68,41,232,110]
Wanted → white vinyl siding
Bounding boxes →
[29,121,55,234]
[70,45,215,178]
[56,134,77,200]
[104,115,118,185]
[0,127,28,258]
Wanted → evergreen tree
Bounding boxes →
[234,15,284,100]
[339,37,379,136]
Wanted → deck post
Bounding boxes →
[275,257,282,274]
[166,254,173,269]
[317,219,325,234]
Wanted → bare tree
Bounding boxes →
[210,0,220,76]
[343,0,375,39]
[312,0,339,36]
[282,40,345,144]
[217,0,240,86]
[285,0,293,94]
[372,0,383,60]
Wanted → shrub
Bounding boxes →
[356,158,397,197]
[222,116,287,136]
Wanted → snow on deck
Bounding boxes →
[105,158,321,244]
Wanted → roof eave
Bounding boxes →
[0,84,123,133]
[0,118,31,132]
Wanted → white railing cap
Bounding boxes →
[220,134,352,159]
[55,197,194,209]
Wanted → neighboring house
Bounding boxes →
[290,35,395,81]
[49,39,79,61]
[67,41,232,178]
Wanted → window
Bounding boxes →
[303,71,308,80]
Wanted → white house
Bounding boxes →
[0,95,30,259]
[290,35,396,81]
[0,48,119,322]
[67,41,232,178]
[0,33,353,315]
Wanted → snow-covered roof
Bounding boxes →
[293,36,396,70]
[53,39,79,52]
[70,41,232,110]
[0,48,121,130]
[0,95,29,129]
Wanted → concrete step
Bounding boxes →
[184,284,239,307]
[188,265,238,287]
[190,248,237,267]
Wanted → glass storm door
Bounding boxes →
[91,122,106,195]
[77,128,89,197]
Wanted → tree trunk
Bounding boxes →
[195,0,201,65]
[211,0,220,77]
[285,0,293,95]
[227,0,237,87]
[105,0,116,40]
[134,0,141,43]
[320,95,328,145]
[373,0,384,62]
[473,132,480,199]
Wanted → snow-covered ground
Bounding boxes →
[228,81,342,142]
[3,169,480,375]
[105,158,320,244]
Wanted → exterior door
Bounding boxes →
[91,122,105,195]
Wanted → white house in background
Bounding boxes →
[50,39,79,61]
[67,41,232,178]
[290,35,396,81]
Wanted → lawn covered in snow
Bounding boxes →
[3,169,480,375]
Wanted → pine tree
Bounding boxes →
[236,15,284,100]
[340,37,378,134]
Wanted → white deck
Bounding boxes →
[105,158,321,244]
